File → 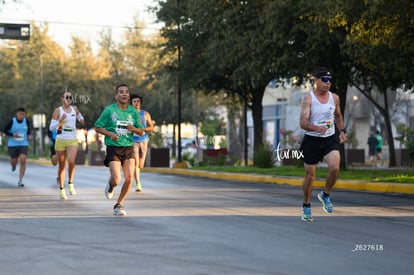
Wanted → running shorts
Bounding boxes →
[300,134,339,165]
[103,146,135,167]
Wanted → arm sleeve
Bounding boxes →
[76,112,84,122]
[3,119,13,136]
[49,119,59,131]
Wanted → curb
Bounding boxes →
[21,158,414,195]
[142,167,414,195]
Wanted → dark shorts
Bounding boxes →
[376,148,382,153]
[369,148,377,156]
[300,134,339,165]
[103,146,135,167]
[50,143,56,157]
[8,146,28,159]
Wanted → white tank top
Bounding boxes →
[305,91,336,138]
[56,106,77,140]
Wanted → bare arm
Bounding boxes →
[144,111,154,132]
[73,106,85,125]
[128,124,145,136]
[94,127,119,141]
[51,108,61,121]
[299,93,311,130]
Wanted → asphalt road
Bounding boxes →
[1,159,413,275]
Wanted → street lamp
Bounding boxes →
[173,0,187,168]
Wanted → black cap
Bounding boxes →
[313,67,332,78]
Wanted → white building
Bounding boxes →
[262,81,310,151]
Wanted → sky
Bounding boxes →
[0,0,160,50]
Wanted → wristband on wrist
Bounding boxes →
[340,129,346,134]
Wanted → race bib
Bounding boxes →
[14,133,24,141]
[61,125,75,137]
[315,119,334,128]
[116,120,130,135]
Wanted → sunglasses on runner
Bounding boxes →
[320,76,332,83]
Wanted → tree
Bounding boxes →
[326,0,414,166]
[0,23,67,119]
[155,0,278,163]
[154,0,354,165]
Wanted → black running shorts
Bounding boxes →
[300,134,339,165]
[8,146,28,159]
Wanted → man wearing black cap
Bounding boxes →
[299,67,347,221]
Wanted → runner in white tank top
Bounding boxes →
[49,90,85,199]
[305,90,336,138]
[56,106,77,140]
[299,67,347,222]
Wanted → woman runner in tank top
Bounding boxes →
[49,89,85,199]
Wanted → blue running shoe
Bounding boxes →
[301,206,313,221]
[318,191,333,213]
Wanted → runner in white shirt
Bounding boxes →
[49,89,85,199]
[299,67,347,221]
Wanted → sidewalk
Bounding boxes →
[26,157,414,195]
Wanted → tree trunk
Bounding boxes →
[227,100,242,160]
[250,86,265,165]
[382,89,396,167]
[351,82,397,167]
[335,76,349,169]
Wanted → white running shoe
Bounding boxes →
[60,189,67,200]
[113,204,126,216]
[68,183,76,195]
[135,182,142,192]
[105,181,114,199]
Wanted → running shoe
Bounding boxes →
[68,183,76,195]
[11,165,16,172]
[17,180,24,187]
[105,180,114,199]
[113,204,126,216]
[60,189,67,200]
[301,206,313,221]
[135,182,142,192]
[317,191,334,213]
